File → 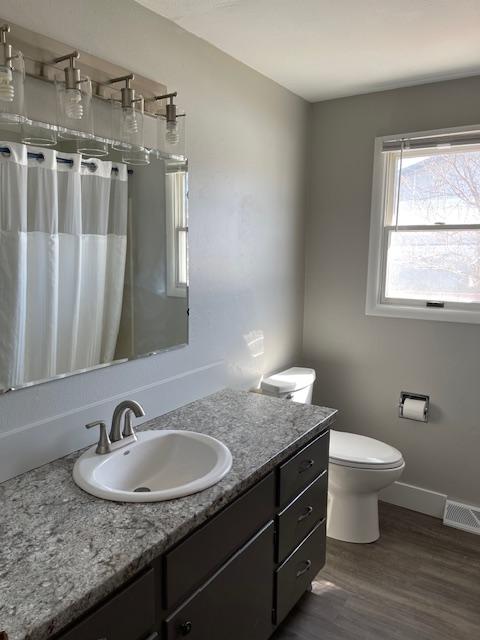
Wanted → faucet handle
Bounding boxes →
[86,420,111,455]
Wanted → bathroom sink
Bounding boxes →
[73,430,233,502]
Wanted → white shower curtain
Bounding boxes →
[0,142,128,389]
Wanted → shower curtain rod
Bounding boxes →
[0,146,133,174]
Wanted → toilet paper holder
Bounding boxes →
[399,391,430,422]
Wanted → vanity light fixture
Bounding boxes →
[108,73,149,165]
[53,51,86,119]
[53,51,98,146]
[0,25,15,102]
[163,92,179,145]
[0,24,25,123]
[148,91,182,146]
[108,74,143,148]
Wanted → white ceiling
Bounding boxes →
[134,0,480,102]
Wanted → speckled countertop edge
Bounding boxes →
[0,389,336,640]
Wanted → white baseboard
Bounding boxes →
[380,481,447,519]
[0,360,226,483]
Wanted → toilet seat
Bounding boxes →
[329,431,404,470]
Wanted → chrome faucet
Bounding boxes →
[85,400,146,455]
[110,399,145,443]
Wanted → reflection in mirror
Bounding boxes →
[116,158,188,358]
[0,133,188,392]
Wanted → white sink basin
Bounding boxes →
[73,430,233,502]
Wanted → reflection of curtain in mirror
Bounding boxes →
[0,143,127,389]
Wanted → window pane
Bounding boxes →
[177,229,187,285]
[393,148,480,226]
[174,172,187,227]
[385,230,480,303]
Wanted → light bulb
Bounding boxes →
[123,109,139,134]
[64,88,83,119]
[166,120,179,145]
[0,66,14,102]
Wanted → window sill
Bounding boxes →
[365,301,480,325]
[166,284,188,299]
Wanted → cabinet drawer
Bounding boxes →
[57,570,156,640]
[165,522,274,640]
[165,472,275,609]
[274,518,326,625]
[278,430,329,506]
[276,470,327,562]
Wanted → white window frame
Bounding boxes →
[366,124,480,325]
[165,169,188,298]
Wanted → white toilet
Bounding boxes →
[328,431,404,543]
[260,366,405,544]
[260,366,316,403]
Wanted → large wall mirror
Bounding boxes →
[0,21,189,393]
[0,133,189,392]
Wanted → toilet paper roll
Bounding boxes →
[402,397,426,421]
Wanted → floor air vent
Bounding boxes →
[443,499,480,535]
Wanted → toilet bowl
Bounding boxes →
[260,367,405,544]
[328,431,404,542]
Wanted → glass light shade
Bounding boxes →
[77,136,108,157]
[0,49,26,125]
[156,113,185,158]
[21,119,57,146]
[21,73,58,146]
[122,145,150,166]
[111,99,145,152]
[56,76,93,140]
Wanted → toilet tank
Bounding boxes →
[260,367,316,404]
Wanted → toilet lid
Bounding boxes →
[260,367,316,394]
[329,431,404,470]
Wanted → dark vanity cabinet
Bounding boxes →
[165,523,275,640]
[273,430,329,625]
[55,428,330,640]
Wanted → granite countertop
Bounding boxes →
[0,389,336,640]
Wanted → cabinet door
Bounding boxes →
[165,522,274,640]
[165,472,275,609]
[57,570,156,640]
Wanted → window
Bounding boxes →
[366,126,480,324]
[165,168,188,298]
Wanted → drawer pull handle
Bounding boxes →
[298,459,314,474]
[180,621,193,636]
[296,559,312,578]
[297,506,314,523]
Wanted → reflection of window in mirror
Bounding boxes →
[166,168,188,298]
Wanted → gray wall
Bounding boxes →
[0,0,309,481]
[304,76,480,505]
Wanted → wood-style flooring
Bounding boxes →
[274,501,480,640]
